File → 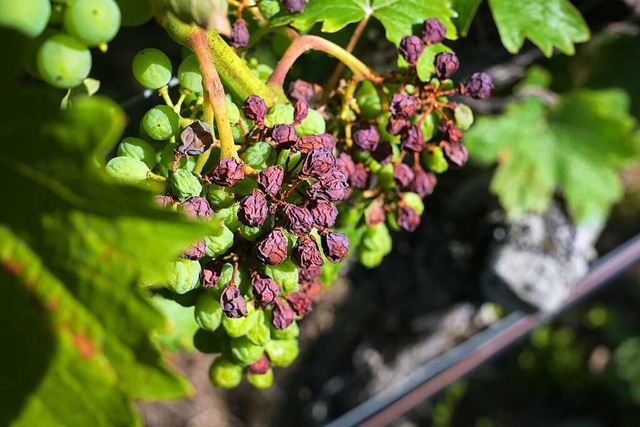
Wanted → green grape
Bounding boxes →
[132,48,172,90]
[258,0,280,18]
[177,54,203,93]
[203,226,234,258]
[230,336,264,365]
[142,105,180,140]
[117,137,157,169]
[223,301,258,338]
[239,224,265,241]
[226,96,240,124]
[355,80,382,120]
[377,163,396,190]
[362,223,392,254]
[264,260,299,294]
[207,184,235,208]
[270,320,299,340]
[165,259,201,294]
[403,192,424,215]
[454,103,474,131]
[37,33,92,89]
[247,368,273,389]
[246,310,271,345]
[194,292,223,331]
[377,112,400,143]
[386,210,400,232]
[233,177,259,196]
[209,357,243,389]
[295,109,325,136]
[242,142,274,170]
[170,169,202,199]
[215,205,241,230]
[106,156,149,183]
[116,0,152,26]
[420,111,436,140]
[265,104,294,127]
[0,0,50,38]
[359,247,384,268]
[265,339,299,367]
[423,146,449,173]
[64,0,121,47]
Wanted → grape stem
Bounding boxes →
[267,35,382,90]
[188,28,239,161]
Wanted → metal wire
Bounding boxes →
[325,233,640,427]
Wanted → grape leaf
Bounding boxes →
[488,0,589,56]
[0,31,210,425]
[465,89,640,224]
[451,0,483,36]
[292,0,458,46]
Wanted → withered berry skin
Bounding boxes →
[411,170,437,197]
[283,204,314,236]
[178,121,214,157]
[283,0,306,13]
[248,354,270,374]
[350,163,369,189]
[400,125,424,153]
[209,157,245,186]
[321,232,350,263]
[293,99,309,125]
[336,152,355,179]
[182,239,207,260]
[464,72,494,100]
[155,194,174,208]
[220,285,248,318]
[353,122,380,152]
[292,237,324,269]
[238,190,269,227]
[257,165,284,195]
[300,149,336,178]
[443,141,469,167]
[271,124,298,146]
[397,205,421,232]
[394,163,415,188]
[285,292,312,317]
[434,52,460,80]
[422,18,446,45]
[272,299,295,329]
[440,121,464,144]
[230,19,249,48]
[252,272,279,306]
[243,95,268,123]
[202,262,224,289]
[288,79,315,101]
[387,116,409,136]
[181,196,214,219]
[309,200,338,228]
[399,35,425,65]
[390,93,418,118]
[296,134,334,153]
[308,169,349,202]
[255,228,288,265]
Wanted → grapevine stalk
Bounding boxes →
[267,35,382,90]
[188,28,238,160]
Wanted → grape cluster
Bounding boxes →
[107,48,349,389]
[307,18,495,267]
[1,0,152,89]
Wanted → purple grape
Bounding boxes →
[271,124,298,147]
[230,19,249,48]
[257,165,284,196]
[400,125,424,153]
[308,199,338,228]
[321,232,349,263]
[285,292,312,317]
[439,121,464,144]
[220,285,248,318]
[248,354,270,374]
[288,79,315,101]
[178,120,213,157]
[394,163,415,188]
[293,99,309,124]
[300,148,336,178]
[209,157,245,186]
[387,116,409,136]
[283,204,314,236]
[182,239,206,260]
[252,272,279,306]
[283,0,306,13]
[255,228,288,265]
[202,262,224,289]
[292,237,324,269]
[422,18,446,45]
[399,35,424,65]
[180,196,214,219]
[443,141,468,167]
[464,72,494,100]
[434,52,459,80]
[242,95,268,123]
[238,189,269,227]
[397,205,421,232]
[350,163,369,189]
[390,93,418,118]
[352,122,380,152]
[272,299,295,329]
[410,169,437,197]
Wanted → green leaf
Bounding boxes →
[0,32,210,425]
[488,0,589,56]
[466,89,640,224]
[293,0,458,46]
[451,0,483,36]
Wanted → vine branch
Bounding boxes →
[188,28,238,160]
[267,35,383,90]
